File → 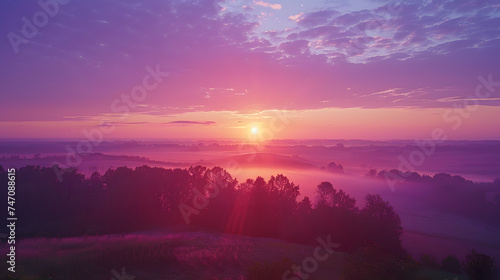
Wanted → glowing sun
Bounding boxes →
[251,127,259,134]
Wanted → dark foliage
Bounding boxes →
[419,254,440,269]
[462,249,497,280]
[441,255,462,275]
[246,258,294,280]
[0,164,404,255]
[342,243,419,280]
[376,169,500,225]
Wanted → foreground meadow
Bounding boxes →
[2,230,344,279]
[1,229,466,280]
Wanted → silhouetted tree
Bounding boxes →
[361,194,404,256]
[441,255,462,275]
[462,250,496,280]
[420,254,440,269]
[331,189,358,212]
[267,174,300,205]
[193,166,238,231]
[284,196,313,243]
[326,162,344,173]
[315,181,334,208]
[7,163,416,256]
[493,194,500,207]
[343,243,419,280]
[297,196,312,216]
[366,169,377,177]
[314,182,357,212]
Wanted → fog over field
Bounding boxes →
[2,139,500,267]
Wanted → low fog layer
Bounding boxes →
[1,140,499,262]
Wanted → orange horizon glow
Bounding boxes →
[1,106,499,140]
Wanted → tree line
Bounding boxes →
[0,164,404,256]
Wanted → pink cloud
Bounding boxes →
[255,1,282,10]
[288,13,303,22]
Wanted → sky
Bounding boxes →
[1,0,500,140]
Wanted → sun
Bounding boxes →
[251,127,259,135]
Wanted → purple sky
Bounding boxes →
[1,0,499,139]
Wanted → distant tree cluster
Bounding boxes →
[320,162,344,173]
[0,165,403,256]
[374,169,500,224]
[418,254,462,274]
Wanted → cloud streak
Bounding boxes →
[166,121,216,126]
[255,1,282,10]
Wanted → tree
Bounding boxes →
[268,174,300,201]
[331,189,358,212]
[314,182,357,212]
[326,162,344,173]
[343,243,419,280]
[366,169,377,177]
[493,194,500,207]
[420,254,440,269]
[362,194,402,234]
[203,166,237,193]
[494,178,500,186]
[441,255,462,275]
[283,196,314,243]
[462,249,496,280]
[188,165,207,188]
[297,196,312,216]
[361,194,404,256]
[315,181,334,208]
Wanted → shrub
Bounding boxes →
[342,243,419,280]
[441,255,462,275]
[419,254,440,269]
[247,258,294,280]
[462,249,496,280]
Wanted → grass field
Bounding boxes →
[1,230,342,280]
[1,230,466,280]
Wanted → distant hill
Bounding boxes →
[0,152,186,170]
[213,152,318,169]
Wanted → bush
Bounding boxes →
[342,244,419,280]
[247,258,294,280]
[462,249,496,280]
[419,254,440,269]
[441,255,462,275]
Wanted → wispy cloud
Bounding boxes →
[166,121,216,126]
[288,13,303,22]
[255,1,282,10]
